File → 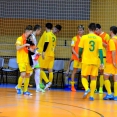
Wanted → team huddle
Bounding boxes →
[15,22,117,101]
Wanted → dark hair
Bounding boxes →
[88,23,96,31]
[25,25,33,31]
[78,25,84,30]
[110,26,117,35]
[33,25,41,31]
[45,23,53,30]
[95,24,101,29]
[55,24,62,31]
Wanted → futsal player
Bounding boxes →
[16,25,33,95]
[95,24,110,93]
[70,25,84,92]
[103,26,117,101]
[78,23,104,100]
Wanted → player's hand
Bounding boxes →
[24,44,30,47]
[100,64,104,70]
[42,52,45,59]
[113,62,117,68]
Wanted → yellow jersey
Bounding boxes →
[79,33,103,65]
[44,31,56,57]
[16,36,29,63]
[37,31,47,53]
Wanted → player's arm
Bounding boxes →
[16,39,30,50]
[98,38,104,69]
[109,40,116,68]
[71,37,78,57]
[42,34,49,59]
[78,36,84,61]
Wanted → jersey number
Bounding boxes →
[52,37,55,42]
[89,41,95,51]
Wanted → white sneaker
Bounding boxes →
[44,82,52,90]
[36,88,45,93]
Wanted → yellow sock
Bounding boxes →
[104,80,111,94]
[71,81,75,87]
[18,76,23,89]
[23,78,29,92]
[82,78,89,91]
[49,72,53,82]
[90,80,96,97]
[100,75,104,88]
[114,82,117,96]
[40,70,49,83]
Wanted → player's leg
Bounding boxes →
[113,74,117,101]
[81,63,90,98]
[23,63,33,96]
[17,63,26,94]
[71,68,77,92]
[89,65,98,101]
[99,58,105,93]
[103,63,113,100]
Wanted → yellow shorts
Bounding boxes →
[39,56,54,69]
[98,58,106,68]
[73,60,81,69]
[18,63,32,73]
[81,63,98,76]
[104,63,117,75]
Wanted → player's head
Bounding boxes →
[45,23,53,31]
[77,25,84,36]
[25,25,33,37]
[88,23,96,32]
[53,24,62,34]
[110,26,117,36]
[95,24,102,35]
[33,25,41,36]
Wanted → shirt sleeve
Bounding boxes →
[109,39,116,51]
[16,37,22,45]
[45,33,50,42]
[71,37,76,47]
[104,34,110,43]
[78,36,84,48]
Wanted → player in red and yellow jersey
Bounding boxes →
[78,23,104,101]
[70,25,84,92]
[16,25,33,96]
[95,24,110,93]
[103,26,117,101]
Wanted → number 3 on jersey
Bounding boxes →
[89,41,95,51]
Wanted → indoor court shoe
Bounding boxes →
[23,91,33,96]
[44,82,52,90]
[83,89,90,98]
[17,89,22,95]
[36,88,45,93]
[113,96,117,101]
[99,87,103,94]
[71,86,76,92]
[103,94,113,100]
[89,97,94,101]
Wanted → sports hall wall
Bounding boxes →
[0,0,117,84]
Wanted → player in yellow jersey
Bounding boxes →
[37,23,62,90]
[70,25,84,92]
[16,25,33,96]
[78,23,104,101]
[95,24,110,93]
[103,26,117,101]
